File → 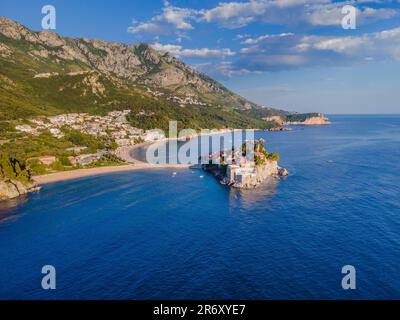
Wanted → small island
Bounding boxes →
[203,139,288,189]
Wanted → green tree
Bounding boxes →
[0,152,31,182]
[51,160,65,171]
[60,155,72,166]
[268,153,280,162]
[255,156,266,166]
[64,130,106,153]
[28,160,47,175]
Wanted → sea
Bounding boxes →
[0,115,399,299]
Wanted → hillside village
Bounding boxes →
[145,87,209,107]
[14,110,165,168]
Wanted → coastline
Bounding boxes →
[33,129,238,185]
[33,163,190,185]
[32,128,276,186]
[116,128,244,163]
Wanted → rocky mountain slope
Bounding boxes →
[0,17,287,131]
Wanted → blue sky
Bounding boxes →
[1,0,400,114]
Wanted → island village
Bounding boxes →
[203,139,288,189]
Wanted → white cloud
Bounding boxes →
[198,0,398,28]
[241,33,295,44]
[150,43,182,56]
[312,37,366,53]
[128,1,198,37]
[234,34,251,40]
[128,1,400,79]
[194,61,263,79]
[308,3,398,26]
[129,1,400,38]
[306,27,400,59]
[198,1,334,28]
[235,27,400,73]
[199,1,267,28]
[181,48,235,58]
[151,43,235,58]
[128,22,163,35]
[162,3,195,30]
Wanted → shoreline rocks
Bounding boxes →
[0,179,40,201]
[266,127,292,132]
[278,167,289,177]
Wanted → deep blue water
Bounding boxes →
[0,115,399,300]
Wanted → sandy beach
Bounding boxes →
[33,163,191,185]
[33,129,240,185]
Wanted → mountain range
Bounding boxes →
[0,17,321,132]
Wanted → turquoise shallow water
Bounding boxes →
[0,115,399,299]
